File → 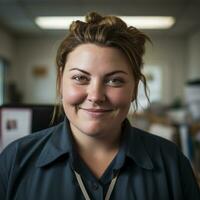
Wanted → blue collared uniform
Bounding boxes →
[0,118,199,199]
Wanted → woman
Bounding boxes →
[0,12,199,200]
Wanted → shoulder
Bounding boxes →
[127,124,187,167]
[127,125,197,183]
[126,123,200,199]
[0,121,63,170]
[130,124,180,154]
[0,121,65,198]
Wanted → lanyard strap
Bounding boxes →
[74,170,119,200]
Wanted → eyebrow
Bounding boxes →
[69,68,90,75]
[69,68,128,76]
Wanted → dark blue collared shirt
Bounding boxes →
[0,118,199,200]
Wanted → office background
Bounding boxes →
[0,0,200,184]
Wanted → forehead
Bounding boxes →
[65,43,133,74]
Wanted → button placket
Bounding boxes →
[92,183,104,200]
[91,182,99,191]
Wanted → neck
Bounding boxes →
[76,137,120,170]
[70,125,122,155]
[70,124,122,178]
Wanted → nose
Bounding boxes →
[87,80,106,104]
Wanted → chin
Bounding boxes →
[74,121,111,138]
[82,123,106,136]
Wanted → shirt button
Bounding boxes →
[91,182,99,190]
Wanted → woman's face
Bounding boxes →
[61,43,135,138]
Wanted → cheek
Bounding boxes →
[62,84,86,105]
[108,88,133,107]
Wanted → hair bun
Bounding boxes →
[85,12,103,24]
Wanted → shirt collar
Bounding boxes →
[122,119,154,170]
[36,118,73,167]
[36,118,154,170]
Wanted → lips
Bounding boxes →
[80,108,113,118]
[80,108,113,113]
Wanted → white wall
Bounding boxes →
[12,37,61,104]
[188,30,200,80]
[144,36,187,104]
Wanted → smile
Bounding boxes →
[79,107,114,116]
[80,108,113,112]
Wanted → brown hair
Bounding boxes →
[52,11,150,122]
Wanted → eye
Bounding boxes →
[71,75,90,84]
[105,77,125,87]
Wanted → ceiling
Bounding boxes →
[0,0,200,37]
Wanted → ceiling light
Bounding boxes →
[35,17,84,30]
[35,16,175,30]
[120,16,175,29]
